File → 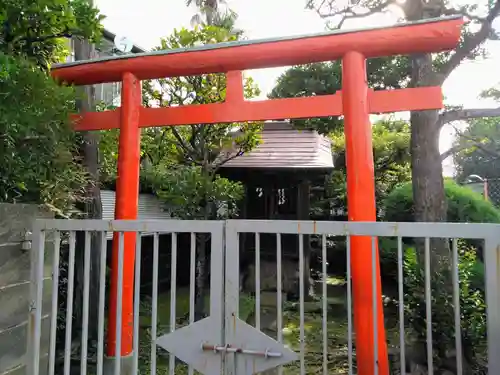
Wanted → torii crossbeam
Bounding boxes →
[52,16,463,375]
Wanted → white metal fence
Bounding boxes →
[25,219,500,375]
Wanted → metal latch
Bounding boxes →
[201,343,282,358]
[21,230,32,251]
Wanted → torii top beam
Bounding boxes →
[53,16,463,85]
[50,16,464,132]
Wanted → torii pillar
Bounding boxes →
[51,15,464,375]
[106,72,142,366]
[342,50,387,374]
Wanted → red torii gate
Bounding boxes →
[52,16,463,375]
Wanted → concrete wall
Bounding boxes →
[0,204,53,375]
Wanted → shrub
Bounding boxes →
[379,181,489,372]
[383,179,500,223]
[380,180,498,279]
[403,243,487,373]
[0,52,88,215]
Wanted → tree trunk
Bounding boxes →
[410,110,446,224]
[73,36,103,349]
[410,53,450,266]
[194,170,212,321]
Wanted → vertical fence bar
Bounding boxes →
[188,232,196,375]
[484,236,500,373]
[299,233,305,375]
[397,236,406,373]
[114,232,125,375]
[225,223,240,375]
[451,238,463,375]
[81,231,92,375]
[372,236,378,375]
[151,232,159,375]
[346,235,353,374]
[209,226,225,367]
[132,233,142,375]
[28,229,46,375]
[169,233,178,375]
[255,232,261,331]
[424,237,433,375]
[48,231,61,375]
[322,235,328,375]
[277,233,283,375]
[97,232,108,375]
[64,231,76,375]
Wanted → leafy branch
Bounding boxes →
[438,107,500,128]
[441,122,500,161]
[307,0,400,29]
[437,0,500,84]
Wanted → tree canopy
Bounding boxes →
[453,117,500,181]
[0,52,87,215]
[269,60,409,134]
[139,25,262,219]
[311,120,411,219]
[0,0,104,216]
[0,0,104,69]
[186,0,240,33]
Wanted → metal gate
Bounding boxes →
[26,219,500,374]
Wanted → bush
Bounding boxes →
[0,52,88,215]
[403,243,487,373]
[380,181,490,372]
[380,180,499,278]
[383,179,500,223]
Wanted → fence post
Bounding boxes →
[224,221,239,375]
[484,235,500,373]
[26,225,45,375]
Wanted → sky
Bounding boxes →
[95,0,500,176]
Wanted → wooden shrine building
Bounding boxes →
[219,121,334,294]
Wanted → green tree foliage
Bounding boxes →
[404,244,487,373]
[186,0,238,30]
[0,52,87,215]
[453,117,500,181]
[326,120,411,213]
[145,166,244,220]
[381,179,499,280]
[0,0,105,213]
[0,0,104,69]
[141,26,262,219]
[269,61,409,134]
